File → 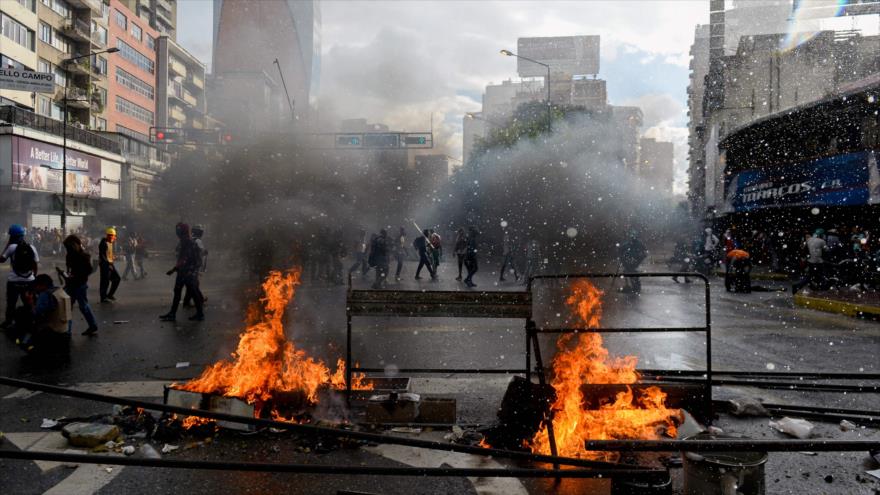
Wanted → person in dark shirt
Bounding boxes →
[159,223,204,322]
[98,227,120,302]
[413,229,436,280]
[62,235,98,335]
[464,227,479,288]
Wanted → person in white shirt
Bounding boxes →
[0,224,40,329]
[792,229,827,294]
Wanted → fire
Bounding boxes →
[530,279,680,460]
[178,269,371,422]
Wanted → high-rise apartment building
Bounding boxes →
[155,34,206,130]
[638,137,675,196]
[211,0,320,127]
[117,0,175,40]
[1,0,39,108]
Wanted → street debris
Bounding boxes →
[40,418,59,429]
[839,419,857,431]
[161,443,180,453]
[769,417,815,439]
[139,444,161,459]
[389,427,421,434]
[62,422,121,448]
[113,320,129,325]
[122,445,136,456]
[728,397,769,417]
[866,469,880,481]
[175,362,190,369]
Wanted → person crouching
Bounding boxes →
[16,274,71,355]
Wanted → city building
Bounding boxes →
[638,137,675,196]
[155,34,207,130]
[686,24,710,215]
[211,0,320,127]
[117,0,175,40]
[1,0,39,108]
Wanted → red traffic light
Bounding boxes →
[222,133,233,143]
[156,131,165,140]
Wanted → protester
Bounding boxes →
[394,227,407,281]
[413,229,436,280]
[499,228,519,282]
[183,225,208,307]
[62,235,98,335]
[521,239,541,285]
[370,229,390,289]
[792,228,827,294]
[463,226,479,288]
[619,231,647,293]
[98,227,121,302]
[1,224,40,330]
[134,233,148,279]
[453,228,467,281]
[429,229,442,275]
[159,223,205,322]
[725,246,752,293]
[15,274,71,355]
[121,232,138,281]
[670,238,693,283]
[348,229,368,279]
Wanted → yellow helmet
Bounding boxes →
[105,227,117,236]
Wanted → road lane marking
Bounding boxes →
[42,463,123,495]
[3,388,43,399]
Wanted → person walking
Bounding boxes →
[98,227,121,302]
[499,229,519,282]
[1,224,39,330]
[429,229,442,276]
[348,229,368,279]
[159,223,205,322]
[453,228,467,281]
[183,225,208,308]
[394,227,407,281]
[414,229,436,280]
[463,227,479,288]
[792,228,828,294]
[725,246,752,293]
[619,231,647,294]
[670,239,692,283]
[61,235,98,335]
[121,233,137,281]
[521,239,541,285]
[370,229,390,289]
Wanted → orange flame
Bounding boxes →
[530,279,680,460]
[178,269,371,422]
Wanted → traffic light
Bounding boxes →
[221,132,233,144]
[150,127,186,144]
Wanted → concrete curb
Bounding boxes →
[712,269,790,281]
[793,292,880,318]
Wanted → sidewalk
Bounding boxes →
[793,287,880,318]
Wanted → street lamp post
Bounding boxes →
[59,47,118,234]
[500,49,552,130]
[465,112,505,128]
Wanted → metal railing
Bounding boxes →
[0,106,120,154]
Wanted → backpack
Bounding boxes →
[12,241,36,277]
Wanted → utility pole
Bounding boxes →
[273,58,296,123]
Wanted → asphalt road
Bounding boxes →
[1,252,878,494]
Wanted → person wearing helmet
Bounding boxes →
[160,223,204,322]
[99,227,121,302]
[1,224,40,329]
[792,228,828,294]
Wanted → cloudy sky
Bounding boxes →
[177,1,711,194]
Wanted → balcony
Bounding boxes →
[91,31,106,48]
[169,58,187,78]
[67,0,101,13]
[64,56,91,76]
[157,0,173,12]
[182,91,198,107]
[61,18,92,43]
[184,73,204,90]
[0,106,120,154]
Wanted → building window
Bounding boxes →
[92,55,107,75]
[91,23,107,45]
[101,2,109,19]
[131,23,141,41]
[1,53,31,70]
[45,0,70,18]
[38,22,51,44]
[96,117,107,130]
[114,9,127,30]
[17,0,36,12]
[115,67,154,100]
[145,34,154,50]
[2,13,35,51]
[37,95,63,120]
[49,28,69,53]
[116,96,154,124]
[116,39,154,74]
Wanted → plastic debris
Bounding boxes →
[769,417,815,439]
[707,426,724,435]
[839,420,857,431]
[121,445,135,456]
[728,397,769,417]
[175,362,190,368]
[139,444,161,459]
[40,418,59,429]
[161,443,179,453]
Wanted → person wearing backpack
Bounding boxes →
[159,223,204,322]
[1,224,39,329]
[61,235,98,336]
[98,227,121,302]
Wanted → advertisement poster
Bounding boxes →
[10,136,102,198]
[724,151,878,212]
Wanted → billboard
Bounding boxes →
[723,151,880,212]
[517,36,600,77]
[11,136,102,198]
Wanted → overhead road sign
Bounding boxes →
[0,69,55,93]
